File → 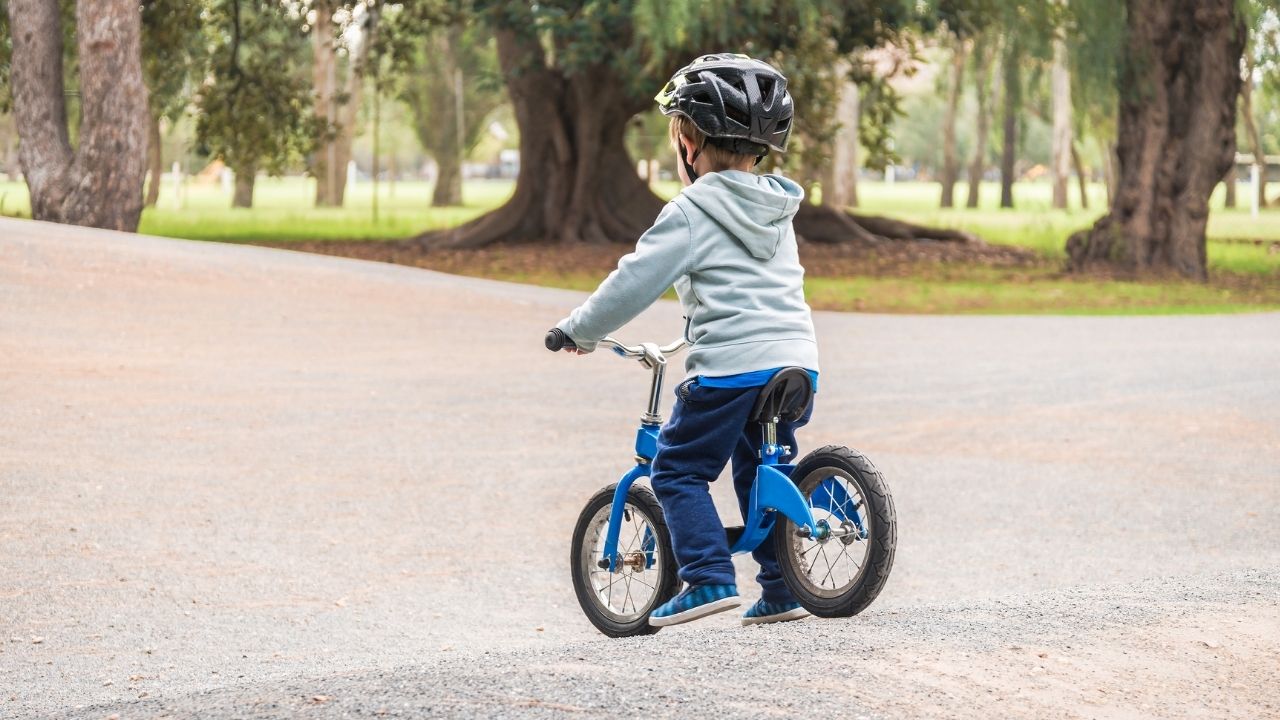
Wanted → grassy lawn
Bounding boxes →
[3,176,1277,314]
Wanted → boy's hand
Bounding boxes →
[562,347,587,355]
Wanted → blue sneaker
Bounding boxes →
[741,599,809,626]
[648,584,740,627]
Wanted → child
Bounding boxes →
[555,54,819,627]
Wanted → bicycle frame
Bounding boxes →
[596,336,820,572]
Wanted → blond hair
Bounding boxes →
[668,115,756,171]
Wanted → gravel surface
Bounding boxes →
[2,218,1278,718]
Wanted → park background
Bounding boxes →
[0,0,1277,314]
[3,3,1280,716]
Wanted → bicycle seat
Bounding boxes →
[750,367,814,423]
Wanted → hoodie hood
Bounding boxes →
[678,169,804,260]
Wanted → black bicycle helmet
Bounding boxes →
[655,53,794,160]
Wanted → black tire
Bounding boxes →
[570,482,680,637]
[774,445,896,618]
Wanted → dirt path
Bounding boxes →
[2,218,1278,718]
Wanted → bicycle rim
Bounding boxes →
[580,502,666,623]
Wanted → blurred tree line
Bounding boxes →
[0,0,1273,278]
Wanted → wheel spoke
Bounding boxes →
[818,544,836,587]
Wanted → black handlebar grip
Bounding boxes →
[545,328,577,351]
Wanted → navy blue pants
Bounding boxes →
[649,378,812,604]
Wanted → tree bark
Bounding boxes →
[999,37,1020,209]
[312,1,339,207]
[432,152,463,207]
[428,28,465,208]
[966,35,994,209]
[940,38,967,208]
[1067,0,1244,280]
[145,111,163,208]
[1224,164,1237,208]
[8,0,149,231]
[1050,33,1072,210]
[1070,141,1089,210]
[1100,138,1119,205]
[233,166,256,208]
[826,69,859,209]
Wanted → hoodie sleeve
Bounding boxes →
[556,202,691,352]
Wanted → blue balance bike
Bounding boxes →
[546,329,896,637]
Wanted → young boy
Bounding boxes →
[554,54,819,627]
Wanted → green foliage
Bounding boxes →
[195,0,320,175]
[377,4,504,164]
[141,0,209,121]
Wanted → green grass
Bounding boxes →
[3,175,1277,314]
[0,177,512,242]
[804,271,1277,315]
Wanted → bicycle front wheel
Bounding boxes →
[570,482,679,637]
[774,445,896,617]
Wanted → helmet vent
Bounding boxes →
[724,103,751,127]
[758,76,775,103]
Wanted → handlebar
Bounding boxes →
[545,328,688,361]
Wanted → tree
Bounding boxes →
[6,0,149,231]
[389,15,504,207]
[1065,0,1122,206]
[823,64,861,209]
[1067,0,1245,280]
[1049,13,1072,209]
[940,36,968,208]
[965,31,996,208]
[141,0,208,208]
[311,0,382,207]
[419,0,970,249]
[196,0,319,208]
[1238,0,1280,210]
[989,0,1053,209]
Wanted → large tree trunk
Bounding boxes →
[1067,0,1244,280]
[825,70,859,209]
[432,152,463,207]
[940,38,966,208]
[418,29,662,247]
[966,35,994,209]
[1050,34,1072,210]
[419,28,977,249]
[145,111,163,208]
[7,0,149,231]
[232,166,256,209]
[999,37,1020,209]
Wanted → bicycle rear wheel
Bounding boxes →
[570,482,679,637]
[774,445,896,617]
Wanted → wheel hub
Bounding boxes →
[619,551,648,571]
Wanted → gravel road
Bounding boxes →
[2,218,1278,718]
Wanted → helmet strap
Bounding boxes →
[681,144,701,183]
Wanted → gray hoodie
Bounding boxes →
[557,169,819,378]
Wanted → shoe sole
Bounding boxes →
[742,606,810,626]
[648,596,741,627]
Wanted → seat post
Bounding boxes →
[761,417,783,464]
